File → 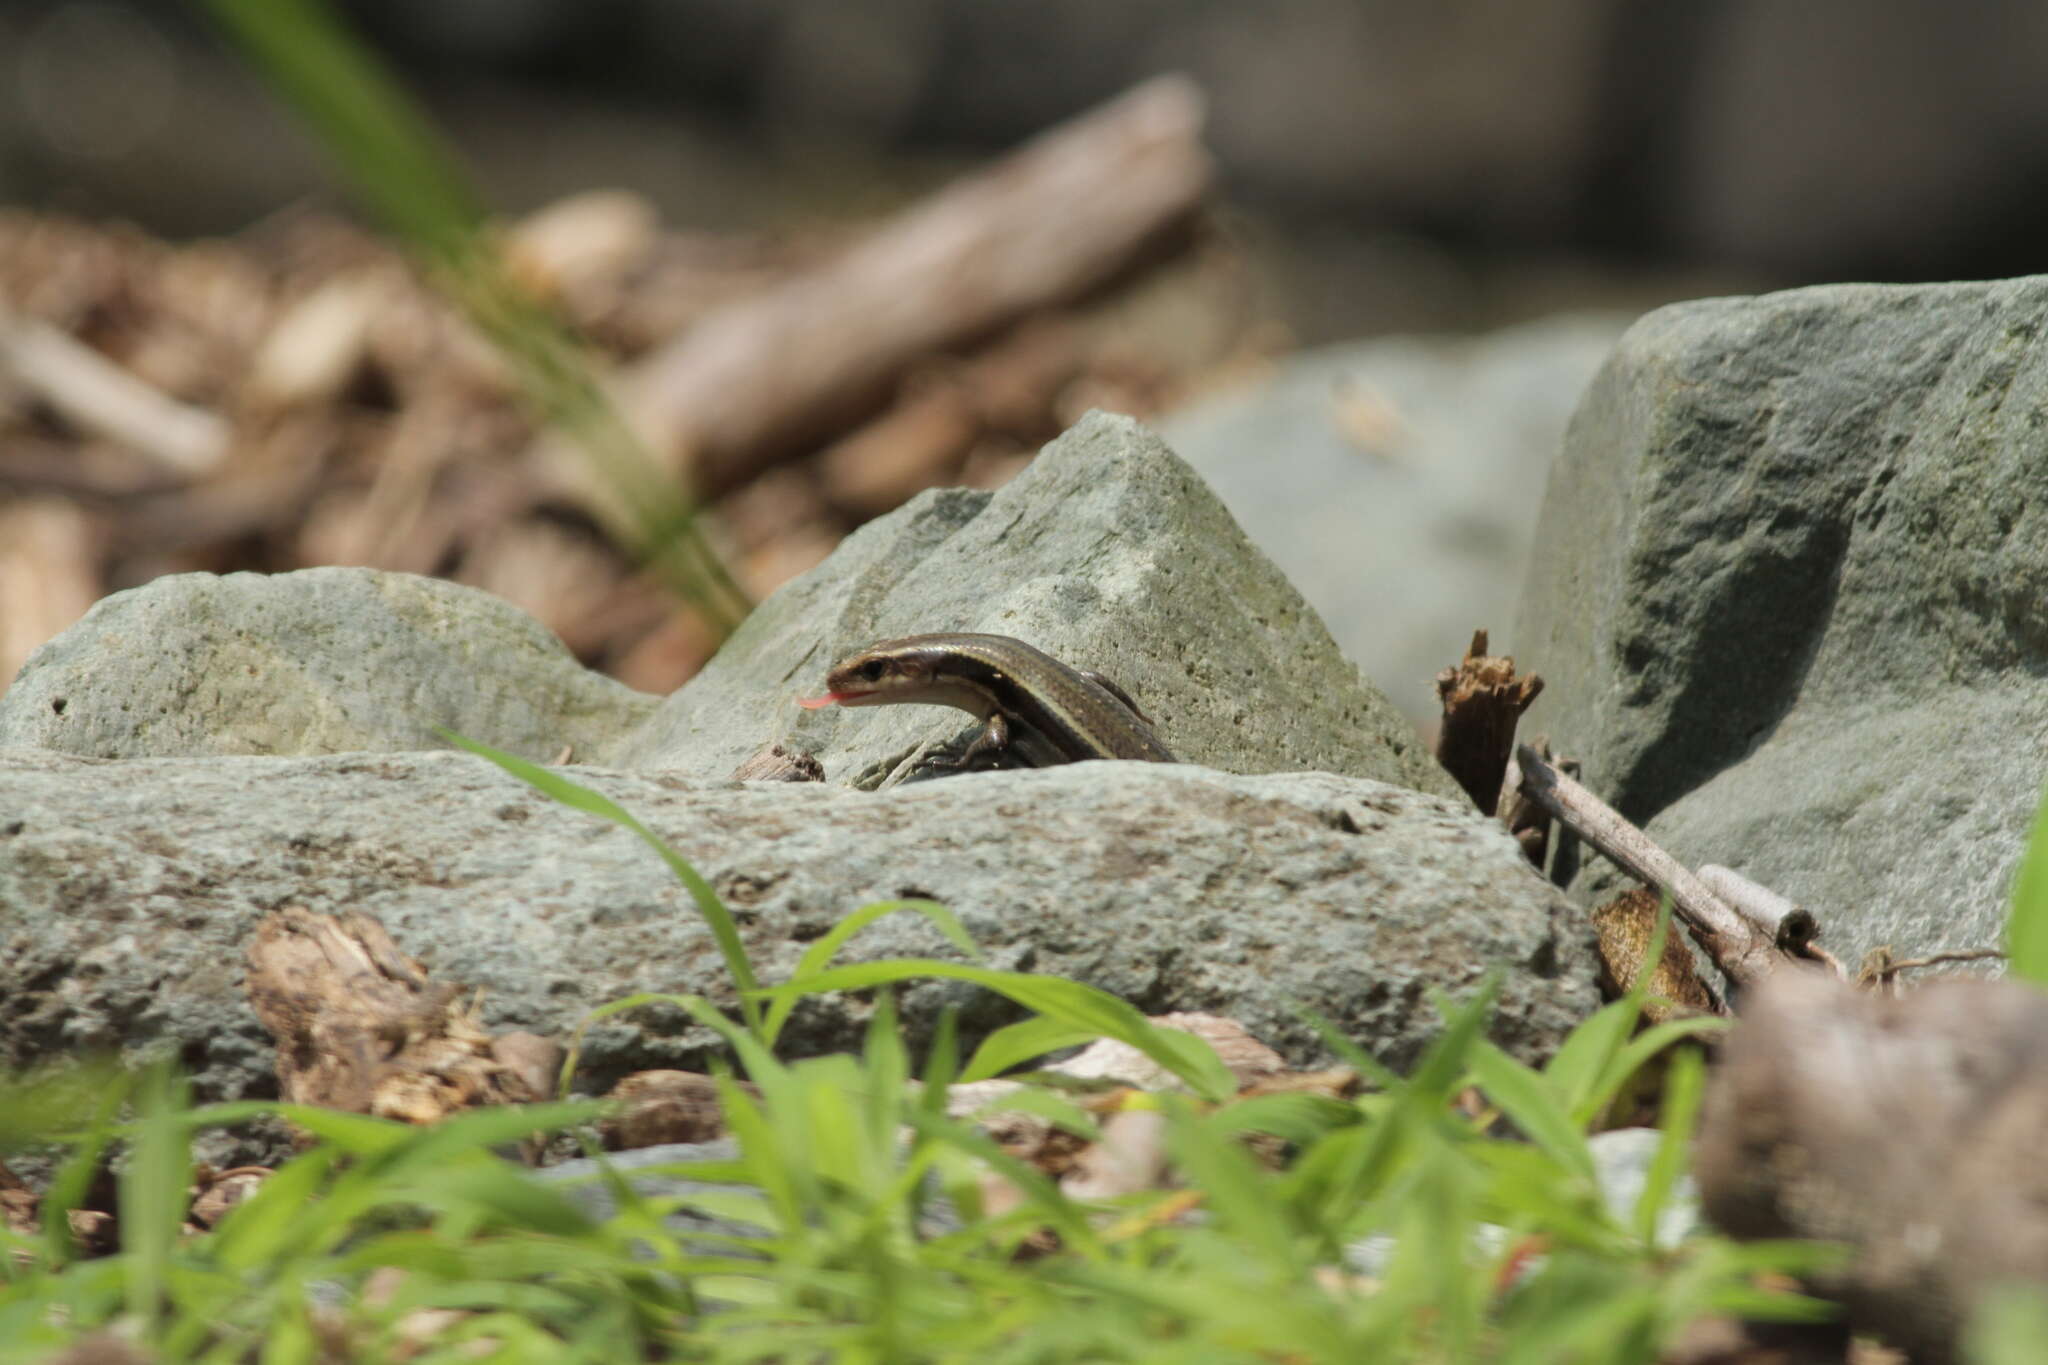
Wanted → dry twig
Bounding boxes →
[1856,946,2005,992]
[1697,864,1846,978]
[1513,743,1783,990]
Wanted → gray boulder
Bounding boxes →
[1516,276,2048,960]
[0,749,1598,1118]
[630,410,1458,796]
[1162,315,1628,723]
[0,568,659,765]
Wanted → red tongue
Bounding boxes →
[797,692,851,709]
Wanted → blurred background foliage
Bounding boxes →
[5,0,2047,702]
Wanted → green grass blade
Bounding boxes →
[1965,1286,2048,1364]
[1465,1040,1597,1185]
[406,1165,603,1239]
[1207,1092,1361,1147]
[862,991,910,1163]
[762,898,983,1049]
[756,960,1236,1101]
[198,0,482,256]
[1165,1098,1300,1276]
[120,1064,190,1331]
[921,1004,961,1101]
[202,0,751,634]
[1549,897,1675,1124]
[1582,1014,1731,1124]
[2008,781,2048,984]
[38,1070,129,1265]
[1410,979,1500,1103]
[441,729,766,1037]
[1634,1039,1705,1247]
[960,1016,1106,1082]
[1544,998,1641,1124]
[208,1147,342,1271]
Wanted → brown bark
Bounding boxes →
[1589,885,1722,1018]
[245,908,544,1132]
[1433,628,1545,817]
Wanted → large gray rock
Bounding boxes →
[0,568,659,764]
[1162,316,1628,723]
[630,410,1458,796]
[0,749,1597,1118]
[1516,276,2048,960]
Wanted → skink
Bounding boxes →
[798,632,1176,766]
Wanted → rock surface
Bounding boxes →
[1162,315,1627,723]
[0,568,659,764]
[0,749,1597,1118]
[1515,276,2048,960]
[631,410,1457,795]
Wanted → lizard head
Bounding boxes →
[797,638,949,709]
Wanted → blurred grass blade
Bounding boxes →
[120,1063,190,1330]
[961,1015,1106,1082]
[41,1071,129,1265]
[2008,781,2048,984]
[1635,1039,1705,1246]
[1582,1013,1730,1124]
[1966,1285,2048,1365]
[1166,1097,1299,1274]
[199,0,480,255]
[1465,1040,1597,1185]
[200,0,750,633]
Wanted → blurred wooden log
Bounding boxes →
[545,75,1212,502]
[0,496,103,685]
[815,382,979,518]
[0,304,229,476]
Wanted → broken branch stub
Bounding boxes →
[1433,628,1544,817]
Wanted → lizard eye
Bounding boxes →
[858,660,887,682]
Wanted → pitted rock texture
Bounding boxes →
[0,568,658,764]
[0,750,1596,1133]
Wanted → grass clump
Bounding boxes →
[2,739,1846,1363]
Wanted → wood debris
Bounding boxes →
[1590,885,1722,1020]
[0,75,1261,692]
[1433,628,1544,817]
[244,907,545,1133]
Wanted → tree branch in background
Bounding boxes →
[588,75,1214,501]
